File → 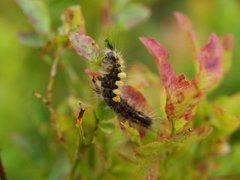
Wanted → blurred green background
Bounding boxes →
[1,0,240,179]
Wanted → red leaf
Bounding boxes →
[174,11,199,54]
[140,37,200,121]
[121,85,150,112]
[121,85,151,137]
[197,33,223,89]
[140,37,190,94]
[139,37,172,89]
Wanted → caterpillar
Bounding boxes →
[92,40,152,128]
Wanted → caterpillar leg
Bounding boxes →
[92,77,102,95]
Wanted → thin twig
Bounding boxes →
[33,50,60,129]
[33,91,49,105]
[68,103,86,180]
[33,50,60,108]
[33,50,70,154]
[47,54,60,104]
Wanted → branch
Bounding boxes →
[33,51,61,135]
[32,91,49,105]
[68,107,100,179]
[47,54,60,104]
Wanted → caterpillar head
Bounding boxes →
[101,39,124,73]
[105,50,117,63]
[104,39,118,65]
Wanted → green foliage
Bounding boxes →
[1,0,240,179]
[115,3,151,30]
[16,0,51,34]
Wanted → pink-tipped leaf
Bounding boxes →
[59,5,86,34]
[197,33,223,90]
[68,32,100,61]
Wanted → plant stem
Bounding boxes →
[33,50,71,154]
[35,50,62,131]
[68,104,86,180]
[47,54,60,104]
[170,119,175,136]
[68,127,84,180]
[68,111,99,179]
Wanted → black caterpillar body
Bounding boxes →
[93,40,152,128]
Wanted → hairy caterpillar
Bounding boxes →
[92,40,152,128]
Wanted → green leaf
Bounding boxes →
[215,93,240,117]
[99,122,115,134]
[210,145,240,177]
[175,126,213,145]
[17,31,45,47]
[212,105,239,136]
[95,101,115,121]
[134,142,163,179]
[134,155,159,180]
[121,124,141,145]
[137,141,163,156]
[116,3,150,30]
[58,5,85,34]
[114,0,130,9]
[127,127,141,144]
[175,118,187,133]
[16,0,51,34]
